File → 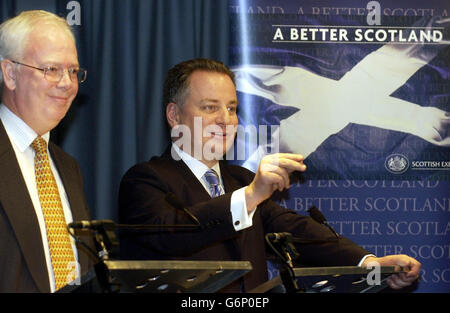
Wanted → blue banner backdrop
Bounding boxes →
[229,0,450,292]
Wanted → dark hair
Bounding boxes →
[163,58,235,109]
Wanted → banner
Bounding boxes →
[229,0,450,292]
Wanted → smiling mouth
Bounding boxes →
[210,132,229,138]
[49,95,70,103]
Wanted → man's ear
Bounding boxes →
[0,59,17,90]
[166,102,180,129]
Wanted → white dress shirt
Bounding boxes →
[0,104,79,292]
[172,143,256,231]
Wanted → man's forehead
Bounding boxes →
[189,70,234,84]
[189,71,236,89]
[199,98,238,105]
[24,25,78,62]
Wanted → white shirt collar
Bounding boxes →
[171,143,221,182]
[0,103,50,152]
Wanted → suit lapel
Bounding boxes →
[48,143,91,273]
[48,144,87,222]
[163,146,212,203]
[0,122,50,292]
[219,161,242,194]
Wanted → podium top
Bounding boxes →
[292,265,399,277]
[104,260,252,293]
[250,266,403,293]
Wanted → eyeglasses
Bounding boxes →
[11,60,87,83]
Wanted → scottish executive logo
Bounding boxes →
[385,154,409,174]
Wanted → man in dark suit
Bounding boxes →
[0,10,93,292]
[119,58,420,292]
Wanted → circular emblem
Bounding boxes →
[385,154,409,174]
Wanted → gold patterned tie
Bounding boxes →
[31,136,76,290]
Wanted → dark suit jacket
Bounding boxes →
[119,146,370,292]
[0,121,94,292]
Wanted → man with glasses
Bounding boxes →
[0,10,92,292]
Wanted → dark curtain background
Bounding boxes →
[0,0,230,220]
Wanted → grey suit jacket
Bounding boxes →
[0,121,93,292]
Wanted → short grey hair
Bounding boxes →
[0,10,75,83]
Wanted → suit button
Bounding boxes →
[234,220,240,226]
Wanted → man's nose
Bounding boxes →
[57,69,75,88]
[215,106,231,125]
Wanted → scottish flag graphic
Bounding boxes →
[230,0,450,292]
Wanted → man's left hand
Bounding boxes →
[362,255,421,290]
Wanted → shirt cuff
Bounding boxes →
[357,254,377,267]
[230,186,256,231]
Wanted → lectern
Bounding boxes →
[250,265,404,293]
[103,260,252,293]
[64,218,252,293]
[57,260,251,293]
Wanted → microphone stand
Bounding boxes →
[68,218,202,293]
[67,193,203,293]
[265,233,302,293]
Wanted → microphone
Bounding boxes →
[308,206,340,239]
[165,192,185,210]
[266,232,299,268]
[165,192,201,227]
[68,193,201,231]
[266,232,293,243]
[68,219,115,230]
[308,206,326,224]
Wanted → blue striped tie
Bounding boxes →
[203,169,224,197]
